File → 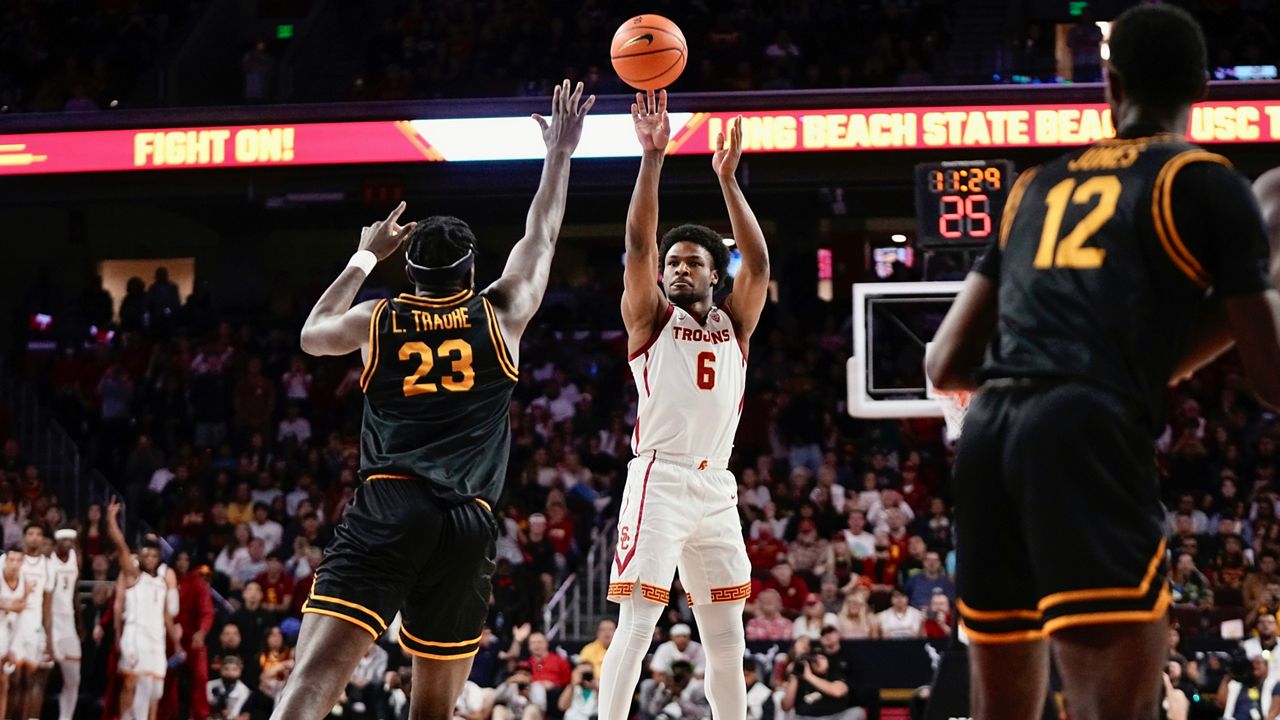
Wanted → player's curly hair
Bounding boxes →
[406,216,477,269]
[1108,4,1206,112]
[659,224,730,291]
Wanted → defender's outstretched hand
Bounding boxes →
[631,89,670,153]
[533,79,596,156]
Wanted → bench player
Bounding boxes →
[927,6,1280,719]
[597,91,770,720]
[49,528,81,720]
[10,524,52,720]
[107,500,180,720]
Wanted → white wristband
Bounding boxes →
[347,250,377,275]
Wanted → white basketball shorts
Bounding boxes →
[9,614,47,666]
[608,453,751,607]
[118,625,166,679]
[51,614,79,661]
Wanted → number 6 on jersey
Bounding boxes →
[696,351,716,390]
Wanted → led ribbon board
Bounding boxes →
[1,100,1278,176]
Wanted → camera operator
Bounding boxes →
[1215,653,1279,720]
[744,656,774,720]
[493,661,548,720]
[640,659,710,720]
[781,647,865,720]
[559,661,599,720]
[206,655,253,720]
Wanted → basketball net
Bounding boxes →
[935,389,972,443]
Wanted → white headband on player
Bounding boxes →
[54,529,77,541]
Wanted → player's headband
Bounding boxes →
[405,248,475,287]
[54,529,76,541]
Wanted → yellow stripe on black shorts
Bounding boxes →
[302,592,388,640]
[398,625,481,661]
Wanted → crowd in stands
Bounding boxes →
[1,234,1276,720]
[4,1,1277,112]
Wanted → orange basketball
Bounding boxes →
[610,15,687,91]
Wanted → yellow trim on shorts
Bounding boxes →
[307,592,388,631]
[301,606,380,640]
[399,626,482,648]
[1036,537,1166,611]
[960,621,1046,645]
[1042,585,1172,636]
[475,498,491,513]
[397,637,480,661]
[957,599,1043,622]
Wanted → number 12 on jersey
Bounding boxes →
[1034,175,1121,270]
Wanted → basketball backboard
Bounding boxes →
[847,281,963,419]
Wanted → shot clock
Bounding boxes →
[914,159,1015,248]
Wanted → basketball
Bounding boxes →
[610,15,687,91]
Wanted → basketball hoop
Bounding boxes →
[935,389,972,443]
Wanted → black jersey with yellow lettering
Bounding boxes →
[974,129,1269,435]
[358,288,518,506]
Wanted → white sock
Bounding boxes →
[691,601,747,720]
[57,660,79,720]
[129,675,151,720]
[597,596,664,720]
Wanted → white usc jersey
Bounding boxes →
[17,555,48,627]
[628,303,745,468]
[50,549,77,618]
[124,570,167,640]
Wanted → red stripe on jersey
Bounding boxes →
[614,454,657,575]
[627,304,675,361]
[643,355,650,396]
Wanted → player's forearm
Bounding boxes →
[524,150,573,244]
[719,177,768,274]
[626,151,664,254]
[300,269,368,356]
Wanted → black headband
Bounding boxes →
[405,248,475,287]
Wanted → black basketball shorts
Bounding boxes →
[953,381,1170,644]
[303,477,497,660]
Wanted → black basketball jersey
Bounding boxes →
[358,288,518,506]
[974,129,1270,435]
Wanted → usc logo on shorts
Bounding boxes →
[619,526,632,551]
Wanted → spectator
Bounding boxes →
[345,641,388,718]
[147,267,181,335]
[162,551,214,720]
[1242,614,1280,678]
[651,623,706,677]
[277,404,312,445]
[249,503,283,553]
[1170,552,1215,608]
[558,662,599,720]
[1215,654,1276,720]
[877,590,924,639]
[234,357,277,438]
[207,657,255,719]
[903,551,955,608]
[577,618,615,676]
[747,523,789,572]
[230,538,269,591]
[493,661,547,720]
[922,592,953,639]
[763,561,811,618]
[257,625,293,705]
[454,678,489,720]
[640,659,710,720]
[526,632,571,691]
[242,40,276,103]
[744,656,774,720]
[230,582,272,666]
[1246,553,1280,611]
[280,356,312,407]
[794,593,840,641]
[838,510,875,562]
[254,552,295,617]
[789,519,834,584]
[746,590,794,642]
[836,592,880,640]
[781,648,863,720]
